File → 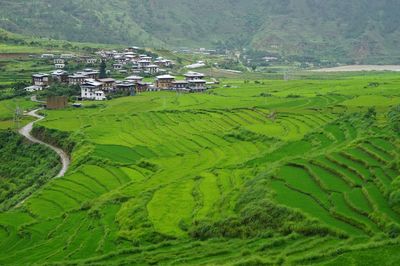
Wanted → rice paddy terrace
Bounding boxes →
[1,74,400,265]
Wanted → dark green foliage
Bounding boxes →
[31,125,75,154]
[1,1,399,63]
[0,130,60,210]
[99,60,107,79]
[388,105,400,134]
[40,82,80,98]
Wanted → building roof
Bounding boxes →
[188,79,207,83]
[126,75,143,80]
[32,73,49,78]
[69,74,88,79]
[156,75,175,79]
[116,82,135,87]
[146,64,159,68]
[98,78,116,83]
[51,70,68,75]
[24,85,42,90]
[184,71,205,78]
[81,79,103,87]
[172,80,189,84]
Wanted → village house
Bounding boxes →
[24,85,43,92]
[51,70,69,83]
[156,75,175,89]
[68,74,87,85]
[113,63,123,70]
[136,81,151,93]
[184,71,205,81]
[55,63,65,69]
[80,79,106,100]
[137,60,150,68]
[79,69,99,79]
[98,78,116,92]
[125,75,143,83]
[144,64,160,74]
[115,81,136,95]
[60,54,75,59]
[54,58,65,64]
[86,58,97,64]
[32,73,50,86]
[139,55,152,62]
[188,79,207,92]
[41,54,55,59]
[172,80,190,93]
[155,58,172,67]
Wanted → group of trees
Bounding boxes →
[0,130,60,210]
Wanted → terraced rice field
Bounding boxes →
[1,73,400,265]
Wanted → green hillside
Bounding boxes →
[1,0,400,63]
[0,73,400,264]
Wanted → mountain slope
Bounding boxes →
[0,0,399,62]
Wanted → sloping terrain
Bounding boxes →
[0,0,400,62]
[0,74,399,265]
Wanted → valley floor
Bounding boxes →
[0,73,400,265]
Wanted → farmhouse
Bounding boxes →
[144,64,160,74]
[139,55,152,62]
[172,80,190,92]
[41,54,55,59]
[80,79,106,100]
[54,58,65,64]
[79,69,99,79]
[69,74,87,85]
[51,70,69,83]
[125,75,143,83]
[55,63,65,69]
[136,82,150,93]
[32,73,50,86]
[184,71,205,81]
[98,78,116,92]
[113,64,123,70]
[24,85,43,92]
[156,75,175,89]
[115,81,136,95]
[188,79,207,92]
[138,60,150,68]
[86,58,97,64]
[60,54,75,59]
[155,58,172,67]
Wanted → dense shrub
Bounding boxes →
[31,125,76,154]
[0,130,60,210]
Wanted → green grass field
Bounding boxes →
[0,72,400,265]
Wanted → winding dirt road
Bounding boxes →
[19,108,70,177]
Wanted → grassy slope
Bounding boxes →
[0,1,400,62]
[0,72,399,264]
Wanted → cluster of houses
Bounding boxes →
[95,47,172,75]
[40,47,173,76]
[28,69,212,101]
[25,47,215,101]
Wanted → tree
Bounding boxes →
[99,60,107,78]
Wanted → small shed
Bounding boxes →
[47,96,68,109]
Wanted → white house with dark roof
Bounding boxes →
[80,79,106,100]
[144,64,160,74]
[184,71,205,81]
[32,73,50,86]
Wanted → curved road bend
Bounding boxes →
[19,108,70,178]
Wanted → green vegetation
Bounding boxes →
[0,72,399,265]
[0,130,60,211]
[1,1,400,63]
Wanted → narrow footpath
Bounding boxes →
[19,108,70,178]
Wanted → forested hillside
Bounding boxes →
[0,0,400,63]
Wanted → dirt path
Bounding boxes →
[19,108,70,178]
